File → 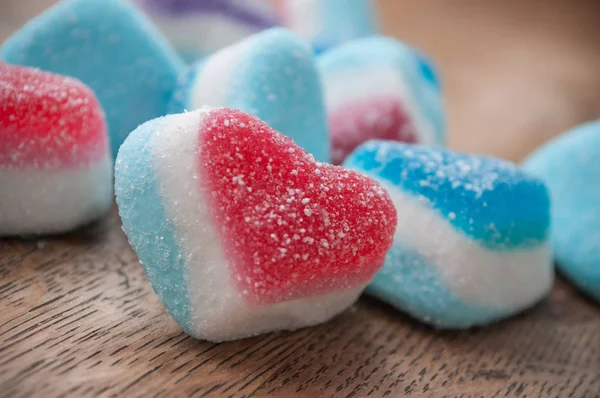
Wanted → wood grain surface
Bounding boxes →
[2,1,600,397]
[1,208,600,398]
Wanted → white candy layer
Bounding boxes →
[0,156,113,236]
[322,67,436,145]
[151,109,362,341]
[383,182,553,311]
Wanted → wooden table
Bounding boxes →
[1,208,599,397]
[3,1,600,397]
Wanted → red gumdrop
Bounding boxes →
[197,108,397,304]
[0,63,108,169]
[330,95,417,165]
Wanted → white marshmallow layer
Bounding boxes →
[0,156,113,236]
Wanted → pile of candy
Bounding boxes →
[0,0,595,342]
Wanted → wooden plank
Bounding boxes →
[1,208,599,397]
[2,1,600,397]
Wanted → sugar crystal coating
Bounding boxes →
[115,108,396,341]
[198,108,396,303]
[0,63,112,236]
[0,63,107,169]
[524,121,600,303]
[345,140,553,328]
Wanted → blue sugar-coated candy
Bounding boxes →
[524,121,600,303]
[0,0,185,157]
[317,36,445,164]
[169,27,329,163]
[344,140,554,328]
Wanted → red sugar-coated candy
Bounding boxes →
[0,63,108,169]
[330,95,417,165]
[198,108,397,304]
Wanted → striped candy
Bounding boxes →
[318,37,445,165]
[0,63,112,235]
[345,140,553,328]
[115,108,396,341]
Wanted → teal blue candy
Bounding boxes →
[345,140,553,328]
[524,121,600,302]
[170,28,330,163]
[0,0,184,157]
[114,120,193,334]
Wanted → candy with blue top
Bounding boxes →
[523,121,600,303]
[169,28,329,163]
[318,37,445,164]
[0,0,184,157]
[344,140,554,328]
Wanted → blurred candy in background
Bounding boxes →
[131,0,378,61]
[274,0,377,54]
[132,0,279,61]
[2,0,600,161]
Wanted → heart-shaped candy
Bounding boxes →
[115,107,396,341]
[0,63,112,235]
[318,37,445,164]
[169,28,329,162]
[0,0,184,157]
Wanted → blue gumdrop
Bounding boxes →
[524,120,600,303]
[169,28,330,163]
[0,0,184,157]
[345,140,554,328]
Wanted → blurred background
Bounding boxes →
[2,0,600,161]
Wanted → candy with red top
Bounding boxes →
[0,0,184,158]
[0,63,112,236]
[115,107,396,341]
